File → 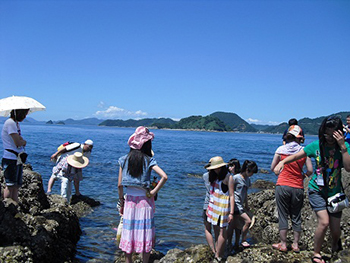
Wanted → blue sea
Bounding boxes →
[0,123,317,262]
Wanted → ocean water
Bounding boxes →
[0,123,317,262]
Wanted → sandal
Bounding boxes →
[272,243,287,252]
[291,243,300,253]
[241,241,251,248]
[311,255,325,263]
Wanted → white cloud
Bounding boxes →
[246,118,280,126]
[94,106,147,119]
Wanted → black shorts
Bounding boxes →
[1,158,23,187]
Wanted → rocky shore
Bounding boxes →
[1,165,350,263]
[0,164,100,263]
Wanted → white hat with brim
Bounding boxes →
[206,156,227,170]
[67,152,89,169]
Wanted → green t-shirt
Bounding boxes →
[305,140,350,197]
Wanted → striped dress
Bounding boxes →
[206,180,230,227]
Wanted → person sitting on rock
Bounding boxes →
[50,152,89,202]
[47,139,93,197]
[271,125,313,253]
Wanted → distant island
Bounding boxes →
[98,111,350,135]
[1,111,349,135]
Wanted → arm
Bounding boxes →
[305,157,313,176]
[334,130,350,172]
[270,153,281,175]
[228,175,235,223]
[51,147,68,161]
[10,133,26,147]
[150,165,168,196]
[273,150,307,175]
[117,167,124,215]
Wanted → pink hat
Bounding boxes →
[288,125,304,138]
[128,126,154,150]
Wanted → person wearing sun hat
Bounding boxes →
[205,156,235,262]
[47,139,94,196]
[271,125,313,253]
[51,152,89,202]
[117,126,168,263]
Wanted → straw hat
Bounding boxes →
[205,156,227,170]
[67,152,89,169]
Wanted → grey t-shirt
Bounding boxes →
[233,174,251,213]
[203,172,211,210]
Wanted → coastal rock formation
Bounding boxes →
[0,164,100,263]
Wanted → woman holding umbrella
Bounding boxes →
[1,109,29,202]
[0,95,46,203]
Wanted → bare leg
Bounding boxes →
[215,226,227,258]
[125,252,132,263]
[279,229,288,248]
[74,178,81,196]
[47,176,56,193]
[142,252,150,263]
[292,230,301,250]
[227,220,234,247]
[240,213,252,242]
[329,216,341,252]
[204,220,216,253]
[4,186,19,203]
[313,210,329,260]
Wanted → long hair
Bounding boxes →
[209,165,228,184]
[318,115,343,168]
[228,158,241,174]
[10,109,29,122]
[127,140,152,178]
[241,160,258,174]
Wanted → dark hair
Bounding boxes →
[228,158,241,174]
[127,140,152,178]
[10,109,29,122]
[209,165,228,184]
[283,133,302,144]
[347,114,350,119]
[318,115,343,168]
[241,160,258,174]
[288,118,298,126]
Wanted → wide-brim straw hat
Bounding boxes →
[67,152,89,169]
[205,156,227,170]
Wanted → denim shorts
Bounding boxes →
[1,158,23,187]
[308,189,342,218]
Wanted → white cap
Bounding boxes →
[84,139,93,145]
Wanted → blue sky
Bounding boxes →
[1,0,349,125]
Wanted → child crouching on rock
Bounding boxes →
[51,152,89,202]
[206,156,235,262]
[232,160,258,249]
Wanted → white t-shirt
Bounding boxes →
[1,118,24,160]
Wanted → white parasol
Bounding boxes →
[0,95,46,117]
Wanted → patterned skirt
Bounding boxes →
[119,195,155,254]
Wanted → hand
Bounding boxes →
[228,213,234,223]
[333,130,346,147]
[274,162,284,175]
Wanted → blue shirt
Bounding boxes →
[118,154,157,189]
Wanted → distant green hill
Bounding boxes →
[99,118,176,127]
[263,111,350,135]
[173,115,230,131]
[210,112,257,132]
